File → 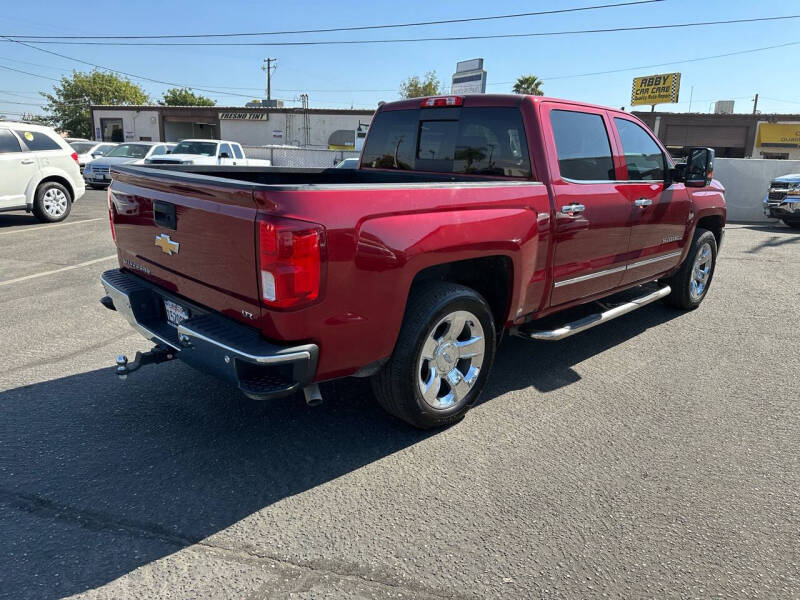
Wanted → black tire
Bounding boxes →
[371,281,497,429]
[32,181,72,223]
[662,228,718,310]
[782,219,800,230]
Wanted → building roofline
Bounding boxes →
[90,104,375,115]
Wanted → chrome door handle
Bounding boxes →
[634,198,653,207]
[560,204,586,215]
[20,159,35,165]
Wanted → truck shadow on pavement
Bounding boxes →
[0,303,682,599]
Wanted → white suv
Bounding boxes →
[0,122,86,223]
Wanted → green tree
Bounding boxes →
[159,88,216,106]
[512,75,544,96]
[41,70,150,138]
[399,71,443,99]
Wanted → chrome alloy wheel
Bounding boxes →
[42,188,68,218]
[417,310,486,410]
[690,242,713,301]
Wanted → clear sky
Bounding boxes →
[1,0,798,119]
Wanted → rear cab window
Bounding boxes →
[13,129,63,152]
[361,106,532,178]
[232,144,244,159]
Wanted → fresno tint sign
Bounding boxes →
[218,112,269,120]
[631,73,681,106]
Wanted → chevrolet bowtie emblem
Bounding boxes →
[155,233,180,256]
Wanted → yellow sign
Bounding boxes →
[756,123,800,147]
[631,73,681,106]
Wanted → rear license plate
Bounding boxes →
[163,299,189,328]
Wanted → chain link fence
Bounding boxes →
[243,146,360,168]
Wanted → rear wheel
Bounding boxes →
[662,228,717,310]
[32,181,72,223]
[371,282,497,429]
[782,219,800,229]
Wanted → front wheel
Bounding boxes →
[782,219,800,230]
[371,282,497,429]
[32,181,72,223]
[662,228,718,310]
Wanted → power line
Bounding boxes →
[0,1,663,39]
[0,63,60,81]
[531,40,800,83]
[1,37,271,99]
[1,14,797,46]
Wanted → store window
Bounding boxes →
[101,118,124,142]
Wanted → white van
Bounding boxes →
[0,122,86,223]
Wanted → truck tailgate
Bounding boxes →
[109,168,262,328]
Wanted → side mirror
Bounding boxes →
[92,151,102,158]
[166,150,171,154]
[685,147,714,188]
[219,152,230,159]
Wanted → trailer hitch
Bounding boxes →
[116,345,176,380]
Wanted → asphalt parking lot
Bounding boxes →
[1,190,798,599]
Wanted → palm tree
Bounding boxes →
[512,75,544,96]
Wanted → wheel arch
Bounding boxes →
[409,255,514,332]
[36,175,75,201]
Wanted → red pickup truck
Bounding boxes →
[101,94,725,428]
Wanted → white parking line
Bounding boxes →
[0,255,117,287]
[0,217,105,237]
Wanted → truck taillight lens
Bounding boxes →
[107,188,116,243]
[70,151,79,164]
[257,217,324,309]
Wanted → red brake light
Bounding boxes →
[421,96,464,108]
[70,151,79,164]
[107,189,116,243]
[257,216,324,309]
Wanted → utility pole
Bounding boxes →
[262,58,277,100]
[752,93,759,114]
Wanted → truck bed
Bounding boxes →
[108,164,550,381]
[122,164,520,187]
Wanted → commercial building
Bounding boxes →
[634,111,800,160]
[89,105,375,149]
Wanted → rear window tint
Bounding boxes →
[550,110,615,181]
[14,129,63,151]
[0,129,22,153]
[362,107,532,178]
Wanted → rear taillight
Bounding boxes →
[70,151,79,164]
[257,216,324,309]
[107,188,116,243]
[421,96,464,108]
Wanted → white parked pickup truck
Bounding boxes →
[144,139,271,166]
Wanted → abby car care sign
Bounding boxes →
[631,73,681,106]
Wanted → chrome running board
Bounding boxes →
[516,285,671,341]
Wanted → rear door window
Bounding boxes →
[13,129,62,151]
[232,144,244,159]
[613,117,666,180]
[0,129,22,153]
[550,110,615,181]
[362,107,531,177]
